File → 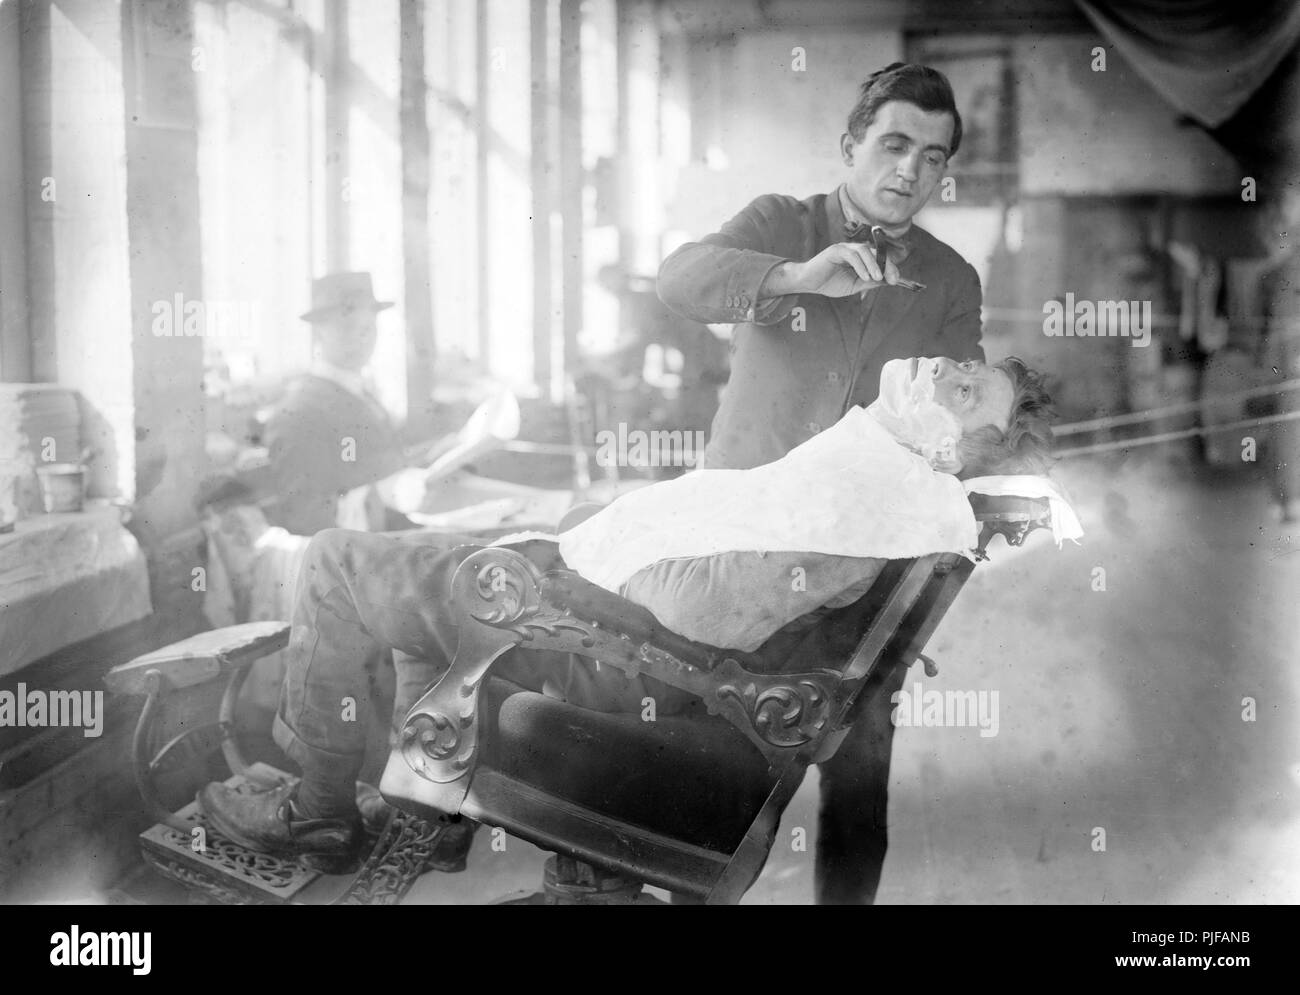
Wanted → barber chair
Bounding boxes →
[105,493,1052,904]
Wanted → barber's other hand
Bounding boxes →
[764,243,901,299]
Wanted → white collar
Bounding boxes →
[311,358,369,399]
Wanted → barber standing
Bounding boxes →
[657,63,984,904]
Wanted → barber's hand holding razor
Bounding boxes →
[761,241,924,299]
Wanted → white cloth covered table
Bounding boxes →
[0,505,152,675]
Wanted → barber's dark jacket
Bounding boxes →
[658,190,985,470]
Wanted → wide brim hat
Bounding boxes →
[300,271,394,322]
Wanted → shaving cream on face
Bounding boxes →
[866,358,963,466]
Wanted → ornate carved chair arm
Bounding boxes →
[396,547,844,776]
[395,547,541,806]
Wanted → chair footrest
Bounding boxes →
[138,763,319,905]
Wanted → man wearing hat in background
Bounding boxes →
[263,271,408,535]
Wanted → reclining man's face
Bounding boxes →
[868,357,1015,473]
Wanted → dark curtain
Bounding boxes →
[1076,0,1300,127]
[1077,0,1300,184]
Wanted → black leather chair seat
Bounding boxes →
[480,678,777,852]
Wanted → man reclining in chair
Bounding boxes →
[197,355,1054,879]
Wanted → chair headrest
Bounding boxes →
[968,492,1052,524]
[966,493,1052,549]
[964,475,1083,548]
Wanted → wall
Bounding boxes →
[17,0,206,614]
[22,0,136,498]
[1016,35,1242,197]
[121,0,207,569]
[663,23,1240,231]
[916,30,1246,419]
[664,26,904,237]
[0,2,29,382]
[193,0,321,391]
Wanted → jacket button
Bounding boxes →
[827,371,841,383]
[808,421,822,434]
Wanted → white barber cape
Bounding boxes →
[556,406,980,591]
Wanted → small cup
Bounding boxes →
[35,463,86,514]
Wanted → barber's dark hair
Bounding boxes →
[956,357,1056,477]
[846,62,963,159]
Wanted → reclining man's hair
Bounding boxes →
[847,63,963,158]
[956,357,1056,478]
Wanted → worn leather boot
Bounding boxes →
[197,780,363,875]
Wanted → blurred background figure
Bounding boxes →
[261,271,409,534]
[579,263,730,476]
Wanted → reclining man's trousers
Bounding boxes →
[272,529,534,782]
[273,528,678,782]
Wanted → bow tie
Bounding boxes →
[843,221,913,265]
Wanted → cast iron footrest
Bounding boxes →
[139,764,319,904]
[336,808,457,906]
[139,762,452,905]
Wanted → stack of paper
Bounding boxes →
[0,384,82,519]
